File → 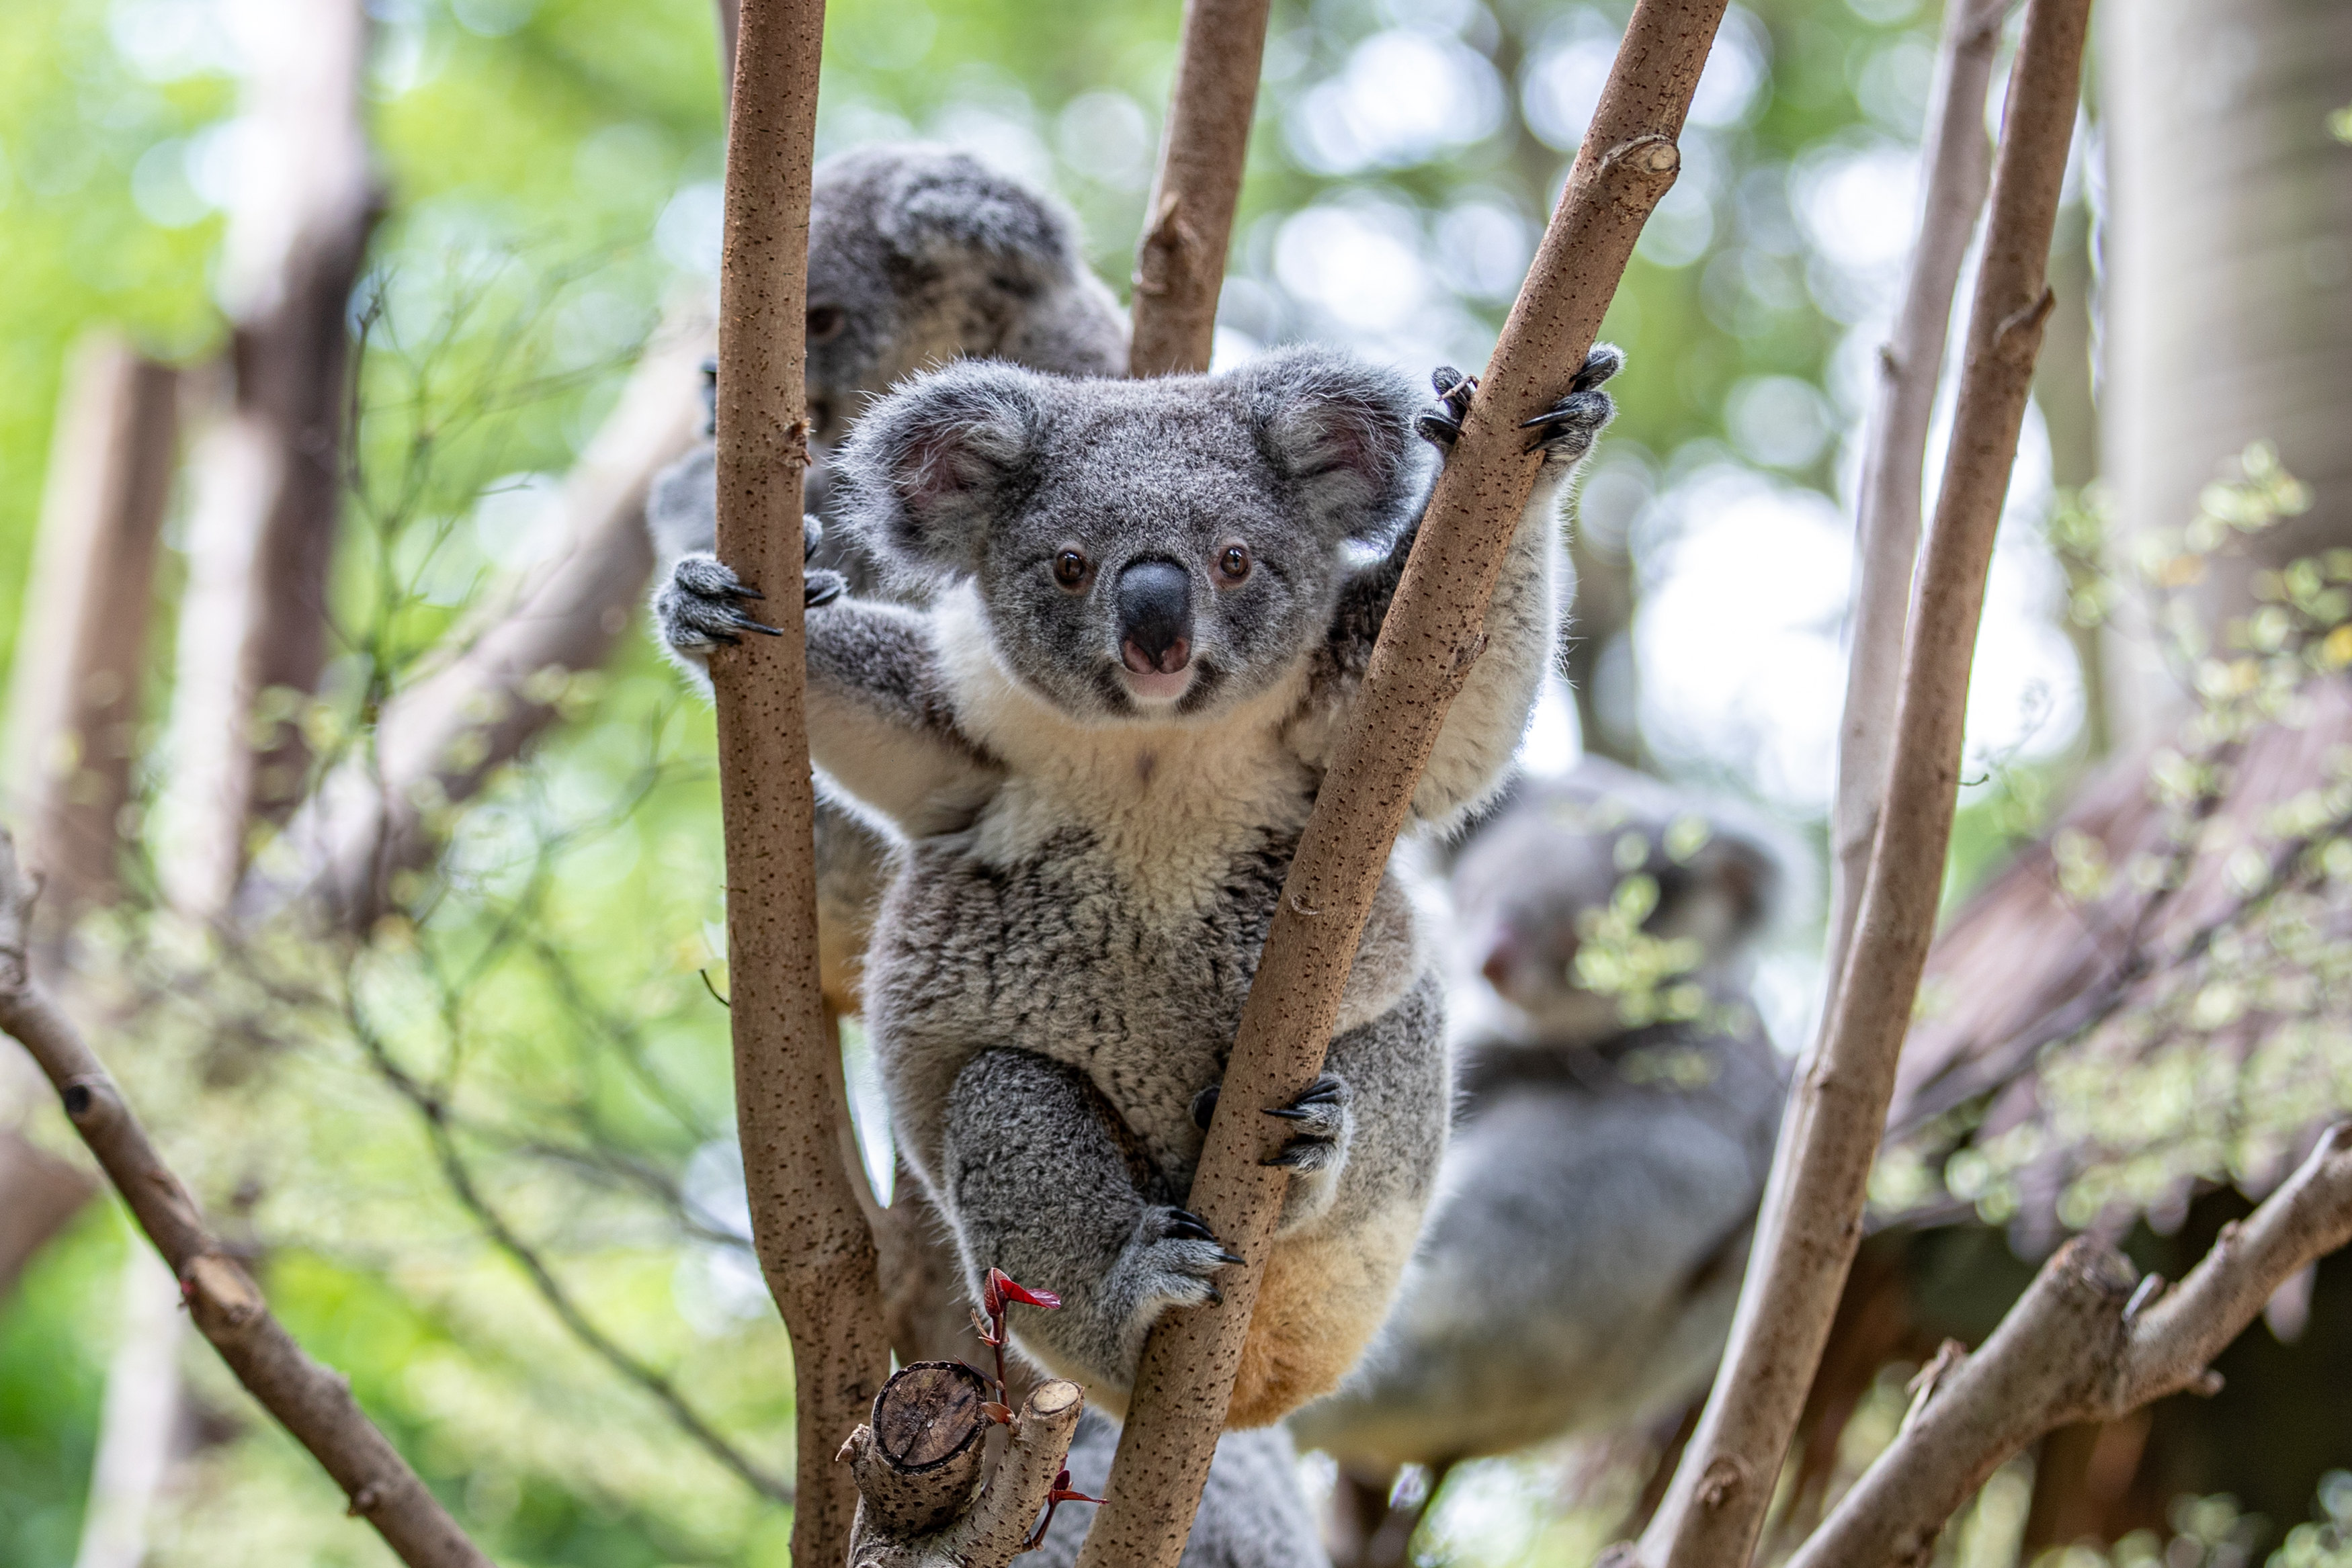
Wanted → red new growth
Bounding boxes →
[984,1268,1062,1315]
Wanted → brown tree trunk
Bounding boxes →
[155,0,378,917]
[708,2,893,1564]
[1079,7,1728,1565]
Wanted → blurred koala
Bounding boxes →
[643,142,1129,1016]
[1029,1413,1330,1568]
[1291,756,1801,1567]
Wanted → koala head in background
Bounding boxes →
[1447,756,1801,1046]
[802,143,1129,448]
[830,346,1429,722]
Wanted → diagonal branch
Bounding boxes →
[1077,6,1728,1565]
[0,830,492,1568]
[1633,5,2091,1565]
[1787,1125,2352,1568]
[708,1,894,1565]
[1127,0,1274,376]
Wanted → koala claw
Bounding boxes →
[1415,366,1480,448]
[1166,1208,1220,1244]
[1128,1206,1243,1315]
[1519,344,1623,462]
[1261,1072,1353,1175]
[1189,1083,1220,1131]
[657,553,782,650]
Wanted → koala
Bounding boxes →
[658,341,1622,1428]
[1030,1413,1329,1568]
[645,142,1130,1014]
[1290,758,1796,1564]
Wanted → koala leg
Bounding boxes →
[942,1048,1242,1412]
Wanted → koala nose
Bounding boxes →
[1116,559,1193,676]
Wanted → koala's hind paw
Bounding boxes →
[1415,366,1480,448]
[1261,1072,1354,1176]
[1520,343,1624,464]
[1125,1206,1244,1311]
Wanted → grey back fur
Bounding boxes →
[1027,1412,1330,1568]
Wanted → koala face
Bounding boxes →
[802,144,1111,448]
[832,347,1427,723]
[1450,761,1790,1043]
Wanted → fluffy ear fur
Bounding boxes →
[1230,347,1424,546]
[876,150,1078,293]
[831,360,1046,584]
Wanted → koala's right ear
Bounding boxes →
[832,362,1046,583]
[1231,347,1423,546]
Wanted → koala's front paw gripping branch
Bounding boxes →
[0,830,495,1568]
[1075,5,1730,1567]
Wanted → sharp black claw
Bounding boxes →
[1211,1249,1246,1267]
[1265,1105,1313,1121]
[1292,1078,1342,1104]
[1204,1283,1224,1307]
[733,582,765,601]
[727,611,784,638]
[1416,413,1462,446]
[1168,1210,1218,1242]
[1262,1145,1326,1170]
[1190,1084,1221,1131]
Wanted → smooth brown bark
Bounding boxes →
[1787,1126,2352,1568]
[843,1368,1085,1568]
[710,0,892,1562]
[1821,0,2005,1003]
[1633,6,2089,1566]
[1077,6,1727,1565]
[157,0,378,916]
[1127,0,1273,377]
[5,335,178,922]
[0,831,490,1568]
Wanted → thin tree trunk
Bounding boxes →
[1127,0,1273,377]
[70,1250,186,1568]
[245,302,708,928]
[1633,7,2088,1565]
[2036,197,2112,760]
[154,0,378,918]
[0,832,493,1568]
[5,334,179,926]
[1786,1126,2352,1568]
[1077,7,1727,1565]
[1821,0,2005,1002]
[709,1,892,1563]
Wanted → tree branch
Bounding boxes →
[1632,5,2089,1565]
[1126,0,1273,376]
[1077,7,1727,1565]
[1787,1125,2352,1568]
[842,1365,1087,1568]
[709,1,894,1563]
[1820,0,2007,1002]
[0,830,492,1568]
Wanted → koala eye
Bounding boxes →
[806,305,846,343]
[1052,548,1090,589]
[1216,542,1252,584]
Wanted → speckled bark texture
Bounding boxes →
[1075,5,1728,1565]
[708,1,894,1563]
[1633,5,2091,1567]
[1126,0,1272,376]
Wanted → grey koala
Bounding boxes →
[1290,757,1796,1563]
[658,342,1622,1428]
[644,142,1130,1012]
[1030,1413,1329,1568]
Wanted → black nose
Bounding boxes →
[1116,559,1193,676]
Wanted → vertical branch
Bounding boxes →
[0,835,492,1568]
[1633,6,2091,1566]
[1126,0,1273,377]
[4,333,179,924]
[1820,0,2007,1000]
[1077,6,1728,1565]
[155,0,378,917]
[710,1,892,1563]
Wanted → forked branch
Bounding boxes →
[1079,5,1729,1565]
[1634,4,2091,1565]
[0,830,491,1568]
[843,1363,1088,1568]
[1789,1126,2352,1568]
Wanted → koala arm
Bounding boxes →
[805,596,1003,837]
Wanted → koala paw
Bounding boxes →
[1261,1073,1355,1177]
[1519,343,1624,464]
[1123,1206,1245,1312]
[1415,366,1480,448]
[655,553,781,652]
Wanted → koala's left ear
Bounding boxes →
[878,153,1077,292]
[1232,348,1423,545]
[831,362,1047,584]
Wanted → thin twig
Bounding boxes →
[0,830,494,1568]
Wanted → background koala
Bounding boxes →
[1029,1414,1329,1568]
[1290,756,1798,1565]
[643,142,1130,1014]
[659,343,1621,1428]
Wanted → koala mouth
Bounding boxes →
[1122,663,1195,703]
